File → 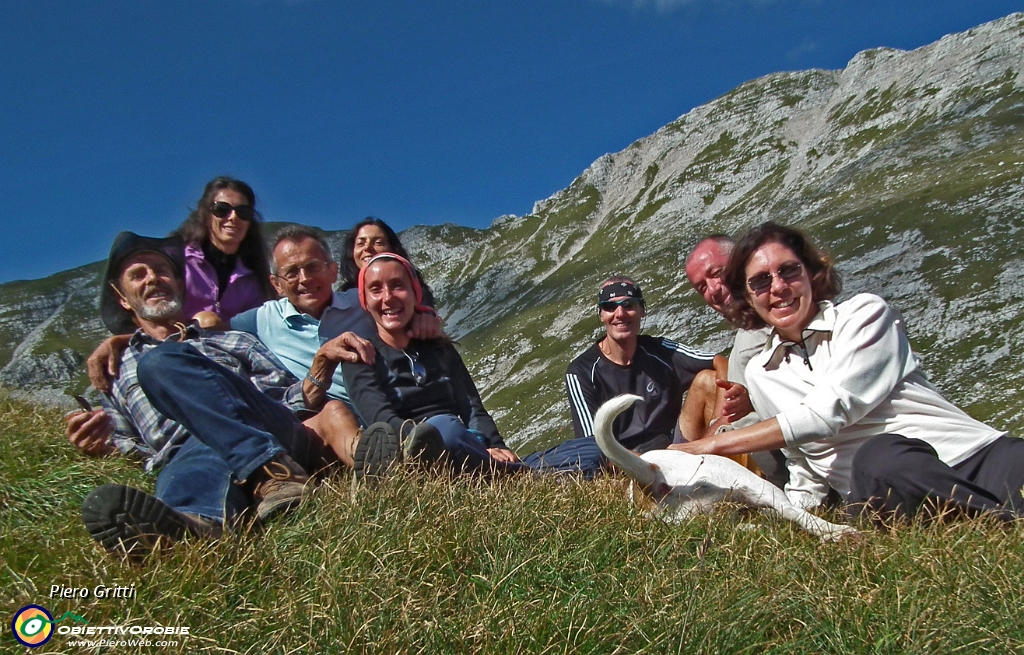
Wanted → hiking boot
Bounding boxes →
[403,422,446,464]
[353,422,401,480]
[249,452,310,522]
[81,484,220,562]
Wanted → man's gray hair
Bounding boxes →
[270,225,335,275]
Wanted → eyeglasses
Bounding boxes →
[746,261,804,294]
[210,201,255,222]
[275,260,329,283]
[404,351,427,385]
[599,298,644,313]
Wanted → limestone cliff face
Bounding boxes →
[2,14,1023,449]
[0,264,103,404]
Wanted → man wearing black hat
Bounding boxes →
[66,232,370,559]
[523,276,717,478]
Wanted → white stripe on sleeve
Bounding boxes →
[565,373,595,438]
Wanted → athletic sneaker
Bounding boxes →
[353,422,401,480]
[81,484,220,561]
[403,422,446,464]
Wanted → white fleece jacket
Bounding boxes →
[746,293,1004,508]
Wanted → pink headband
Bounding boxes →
[358,253,424,309]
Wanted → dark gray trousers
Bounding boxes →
[848,433,1024,521]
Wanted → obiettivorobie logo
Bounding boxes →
[11,605,87,648]
[12,605,191,648]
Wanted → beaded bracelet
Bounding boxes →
[305,372,330,389]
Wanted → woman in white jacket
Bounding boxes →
[669,221,1024,521]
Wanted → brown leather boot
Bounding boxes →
[249,452,310,522]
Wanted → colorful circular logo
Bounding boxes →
[11,605,54,648]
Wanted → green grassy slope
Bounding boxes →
[3,396,1024,653]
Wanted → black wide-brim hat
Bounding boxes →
[99,232,185,335]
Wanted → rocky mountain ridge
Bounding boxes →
[2,13,1022,452]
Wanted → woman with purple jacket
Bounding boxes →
[172,177,275,321]
[85,178,275,390]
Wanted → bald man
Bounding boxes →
[682,234,786,487]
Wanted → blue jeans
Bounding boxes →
[138,340,324,523]
[522,437,608,480]
[424,414,528,475]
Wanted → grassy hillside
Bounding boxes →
[4,395,1024,653]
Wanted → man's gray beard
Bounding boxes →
[134,297,183,321]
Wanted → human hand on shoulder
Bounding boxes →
[86,334,132,394]
[316,332,375,366]
[407,311,444,340]
[192,311,227,330]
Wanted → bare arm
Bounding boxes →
[669,417,786,456]
[677,368,719,442]
[712,354,728,379]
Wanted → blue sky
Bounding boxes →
[1,0,1019,283]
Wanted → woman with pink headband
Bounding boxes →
[341,253,526,476]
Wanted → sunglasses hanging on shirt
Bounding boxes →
[404,350,427,385]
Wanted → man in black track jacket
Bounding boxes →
[524,276,715,478]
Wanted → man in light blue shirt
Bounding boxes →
[231,225,442,420]
[232,268,372,407]
[231,287,370,404]
[230,226,375,410]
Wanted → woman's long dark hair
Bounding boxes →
[723,221,841,330]
[172,176,274,301]
[339,217,412,290]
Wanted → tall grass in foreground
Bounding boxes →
[3,395,1023,654]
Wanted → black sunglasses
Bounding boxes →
[599,298,643,313]
[746,261,804,294]
[210,201,255,222]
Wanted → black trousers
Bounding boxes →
[848,433,1024,521]
[751,449,789,490]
